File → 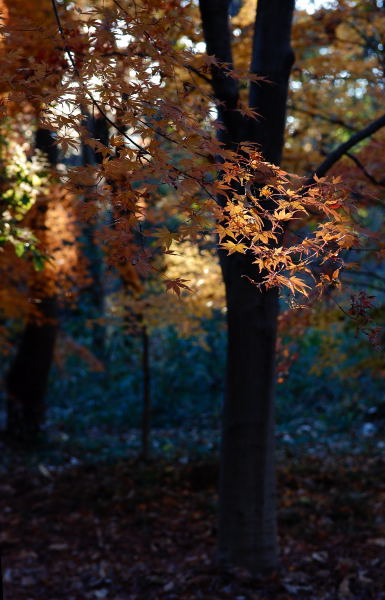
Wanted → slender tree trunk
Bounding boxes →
[6,298,58,440]
[199,0,295,574]
[140,324,151,460]
[6,128,58,442]
[81,113,109,359]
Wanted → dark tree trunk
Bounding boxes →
[81,114,109,359]
[199,0,295,574]
[248,0,295,165]
[219,253,279,572]
[5,129,58,443]
[6,298,58,440]
[140,324,151,461]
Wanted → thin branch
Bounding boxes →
[287,103,357,132]
[345,152,385,188]
[135,117,208,159]
[310,112,385,181]
[50,0,150,157]
[185,64,213,85]
[51,0,218,205]
[111,0,214,85]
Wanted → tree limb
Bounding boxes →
[50,0,149,157]
[287,103,357,132]
[186,64,212,85]
[311,112,385,181]
[345,151,385,188]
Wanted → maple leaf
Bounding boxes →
[221,240,248,255]
[164,278,192,296]
[285,276,311,296]
[274,209,295,221]
[216,224,235,242]
[153,227,179,250]
[235,104,260,120]
[200,54,218,67]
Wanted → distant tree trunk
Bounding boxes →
[5,128,59,442]
[81,113,109,359]
[140,324,151,460]
[199,0,295,574]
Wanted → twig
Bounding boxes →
[50,0,217,197]
[50,0,150,157]
[345,151,385,188]
[310,112,385,181]
[287,104,357,132]
[185,64,212,85]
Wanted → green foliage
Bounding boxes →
[0,135,47,265]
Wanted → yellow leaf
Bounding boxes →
[221,240,248,255]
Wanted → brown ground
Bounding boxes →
[1,449,384,599]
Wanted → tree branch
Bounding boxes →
[345,151,385,188]
[311,112,385,181]
[287,103,357,132]
[185,64,213,85]
[50,0,150,157]
[342,279,385,293]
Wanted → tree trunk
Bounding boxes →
[140,324,151,461]
[219,252,279,572]
[199,0,295,574]
[6,297,58,441]
[5,128,58,443]
[81,113,109,359]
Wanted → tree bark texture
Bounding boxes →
[199,0,295,574]
[5,128,58,442]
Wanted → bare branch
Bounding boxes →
[287,104,357,132]
[345,152,385,188]
[311,112,385,181]
[185,64,212,85]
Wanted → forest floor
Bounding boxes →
[0,441,384,600]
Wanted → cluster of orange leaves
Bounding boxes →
[0,0,370,321]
